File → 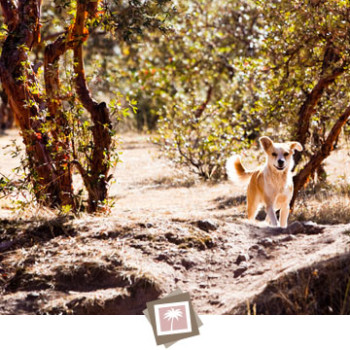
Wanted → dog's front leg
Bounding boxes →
[266,205,279,226]
[279,204,290,228]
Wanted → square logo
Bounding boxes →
[154,301,192,336]
[144,289,202,347]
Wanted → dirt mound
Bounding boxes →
[0,214,349,314]
[0,218,168,314]
[231,252,350,315]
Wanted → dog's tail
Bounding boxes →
[225,155,253,185]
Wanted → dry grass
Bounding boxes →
[239,252,350,315]
[292,183,350,225]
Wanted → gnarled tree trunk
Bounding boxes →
[293,66,345,166]
[0,0,62,206]
[44,31,77,208]
[72,1,112,212]
[291,105,350,207]
[0,0,113,212]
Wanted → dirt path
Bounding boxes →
[0,131,350,314]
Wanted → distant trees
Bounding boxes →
[130,0,264,179]
[131,0,350,202]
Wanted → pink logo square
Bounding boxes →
[154,301,192,336]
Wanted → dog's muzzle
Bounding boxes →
[274,165,286,171]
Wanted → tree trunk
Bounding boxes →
[293,66,345,166]
[291,105,350,207]
[72,1,113,212]
[0,0,62,206]
[0,0,113,212]
[44,33,76,208]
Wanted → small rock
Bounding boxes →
[0,240,15,252]
[235,253,250,265]
[139,223,153,228]
[287,221,305,235]
[249,246,269,259]
[155,254,173,264]
[303,221,325,235]
[257,237,275,247]
[197,219,218,232]
[207,274,220,280]
[199,283,207,289]
[130,243,143,249]
[233,262,248,278]
[26,292,40,300]
[250,270,265,276]
[181,258,196,270]
[248,245,260,259]
[257,247,269,258]
[134,233,148,240]
[278,234,295,243]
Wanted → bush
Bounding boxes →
[154,95,260,180]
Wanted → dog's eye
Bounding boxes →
[284,152,289,157]
[272,152,277,157]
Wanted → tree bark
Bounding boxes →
[0,89,14,131]
[0,0,62,206]
[291,105,350,207]
[44,33,77,208]
[293,66,345,166]
[72,1,112,212]
[0,0,114,212]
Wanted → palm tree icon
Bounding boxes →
[163,307,183,331]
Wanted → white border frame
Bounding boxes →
[154,301,192,336]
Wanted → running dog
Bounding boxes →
[226,136,303,227]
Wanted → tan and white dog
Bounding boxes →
[226,136,303,227]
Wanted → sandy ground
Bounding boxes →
[0,130,350,314]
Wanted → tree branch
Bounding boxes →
[291,104,350,207]
[71,0,112,211]
[294,64,346,165]
[194,85,213,120]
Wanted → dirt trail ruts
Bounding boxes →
[0,131,349,314]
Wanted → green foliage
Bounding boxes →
[154,93,258,179]
[258,0,350,156]
[2,0,350,197]
[100,0,175,41]
[123,0,264,178]
[123,0,350,180]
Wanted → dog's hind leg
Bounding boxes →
[247,194,259,221]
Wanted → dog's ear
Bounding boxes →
[259,136,273,152]
[289,142,303,152]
